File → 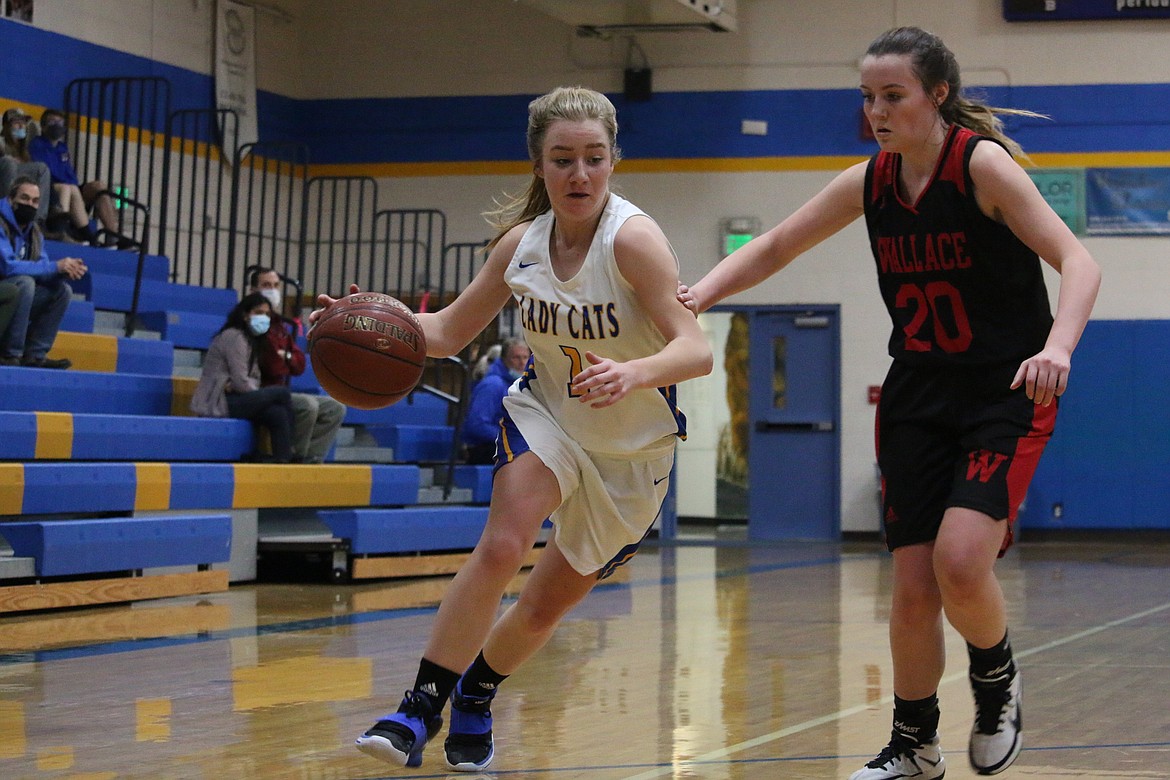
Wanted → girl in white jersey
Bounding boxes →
[330,86,712,772]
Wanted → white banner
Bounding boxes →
[216,0,259,153]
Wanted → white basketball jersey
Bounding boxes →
[504,193,686,458]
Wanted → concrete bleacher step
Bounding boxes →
[330,446,398,464]
[0,553,36,580]
[415,485,474,504]
[90,309,163,340]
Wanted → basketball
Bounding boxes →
[307,292,427,410]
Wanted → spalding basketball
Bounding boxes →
[308,292,427,409]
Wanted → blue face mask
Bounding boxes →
[10,128,26,141]
[508,368,523,381]
[248,314,271,336]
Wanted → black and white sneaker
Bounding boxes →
[969,667,1022,775]
[355,690,443,768]
[849,731,946,780]
[444,679,495,772]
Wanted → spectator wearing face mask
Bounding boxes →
[27,108,124,247]
[0,176,86,368]
[0,108,51,226]
[460,337,531,464]
[247,266,345,463]
[190,292,296,463]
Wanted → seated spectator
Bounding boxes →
[0,176,86,368]
[247,266,345,463]
[28,108,125,247]
[190,292,296,463]
[461,336,530,464]
[0,108,51,227]
[469,342,501,387]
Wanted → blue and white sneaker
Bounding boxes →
[355,690,443,768]
[444,679,496,772]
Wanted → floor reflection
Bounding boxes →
[0,533,1167,778]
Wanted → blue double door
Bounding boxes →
[733,305,841,541]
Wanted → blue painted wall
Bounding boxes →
[4,18,1169,166]
[1019,320,1170,531]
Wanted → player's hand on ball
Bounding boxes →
[571,351,638,409]
[309,283,362,326]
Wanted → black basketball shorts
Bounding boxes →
[876,360,1057,552]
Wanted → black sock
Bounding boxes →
[413,657,461,713]
[459,651,508,699]
[893,693,940,745]
[968,631,1015,679]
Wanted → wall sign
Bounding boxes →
[1085,168,1170,235]
[1005,0,1170,21]
[1027,168,1085,234]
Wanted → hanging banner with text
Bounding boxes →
[216,0,259,154]
[1085,167,1170,235]
[1005,0,1170,21]
[1027,168,1085,235]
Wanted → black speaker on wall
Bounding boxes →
[624,68,653,102]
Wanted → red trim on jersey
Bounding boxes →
[937,125,969,196]
[870,152,896,205]
[870,125,972,214]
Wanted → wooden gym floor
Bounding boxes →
[1,530,1168,779]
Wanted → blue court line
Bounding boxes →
[0,544,857,667]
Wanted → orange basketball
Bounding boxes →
[308,292,427,409]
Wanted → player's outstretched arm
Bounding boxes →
[680,162,867,314]
[420,225,526,358]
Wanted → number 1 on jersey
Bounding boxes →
[560,345,585,398]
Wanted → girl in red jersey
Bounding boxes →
[679,26,1100,779]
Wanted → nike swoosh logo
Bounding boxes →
[653,475,669,485]
[518,261,539,268]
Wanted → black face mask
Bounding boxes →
[42,123,66,141]
[12,202,37,226]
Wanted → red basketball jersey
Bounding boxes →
[863,125,1054,365]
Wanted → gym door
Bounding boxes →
[746,306,840,540]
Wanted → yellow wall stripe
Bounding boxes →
[231,464,372,508]
[0,464,24,515]
[311,150,1170,180]
[34,412,73,460]
[134,463,172,511]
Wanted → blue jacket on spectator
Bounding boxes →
[0,197,58,279]
[462,356,515,448]
[28,135,80,186]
